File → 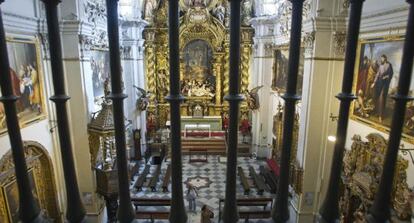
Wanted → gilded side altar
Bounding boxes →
[143,0,254,129]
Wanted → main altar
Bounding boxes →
[143,0,254,129]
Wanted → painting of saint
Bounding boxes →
[90,50,110,104]
[181,40,215,98]
[272,47,304,95]
[0,38,46,133]
[352,37,414,141]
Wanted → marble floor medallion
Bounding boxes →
[185,176,212,190]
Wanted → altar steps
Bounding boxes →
[182,137,227,155]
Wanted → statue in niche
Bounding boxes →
[144,0,158,21]
[213,2,225,23]
[241,0,252,25]
[157,69,169,99]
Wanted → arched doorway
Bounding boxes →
[0,141,60,222]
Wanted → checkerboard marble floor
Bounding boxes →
[130,155,277,223]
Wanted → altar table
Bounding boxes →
[184,124,211,138]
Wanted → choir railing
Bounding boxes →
[0,0,413,223]
[221,0,244,222]
[166,0,188,222]
[41,0,88,222]
[271,0,303,222]
[105,0,137,222]
[318,0,365,222]
[367,0,414,222]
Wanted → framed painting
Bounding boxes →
[351,36,414,142]
[2,169,39,223]
[0,37,46,134]
[271,46,304,95]
[90,50,110,104]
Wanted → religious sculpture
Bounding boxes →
[213,2,225,24]
[133,85,150,111]
[241,0,253,26]
[244,85,263,110]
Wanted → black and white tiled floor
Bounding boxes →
[130,155,276,222]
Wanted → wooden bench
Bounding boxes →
[260,165,278,194]
[129,161,140,181]
[131,198,171,223]
[238,166,250,195]
[218,197,273,222]
[134,164,150,191]
[162,165,171,192]
[239,210,271,222]
[189,148,208,162]
[148,165,161,192]
[249,166,266,195]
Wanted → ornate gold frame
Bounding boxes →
[349,35,414,144]
[0,141,60,222]
[339,133,412,221]
[1,36,47,135]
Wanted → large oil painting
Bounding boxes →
[90,50,110,104]
[2,169,39,223]
[271,47,304,95]
[0,38,46,134]
[351,37,414,142]
[180,39,215,98]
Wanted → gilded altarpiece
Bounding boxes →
[272,103,303,194]
[0,141,60,222]
[339,134,412,222]
[143,0,254,128]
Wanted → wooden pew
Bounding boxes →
[148,165,161,192]
[260,165,278,194]
[218,197,273,222]
[249,166,266,195]
[162,164,171,192]
[238,166,250,195]
[134,164,150,191]
[131,198,171,223]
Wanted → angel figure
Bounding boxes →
[245,85,263,110]
[133,85,151,111]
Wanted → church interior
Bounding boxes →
[0,0,413,222]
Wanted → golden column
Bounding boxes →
[145,43,156,103]
[222,43,230,97]
[213,55,223,106]
[240,44,251,93]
